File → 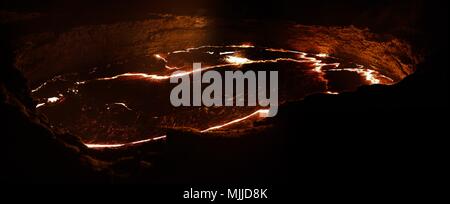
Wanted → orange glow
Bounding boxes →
[36,95,63,108]
[86,109,270,149]
[224,56,252,65]
[33,44,396,149]
[47,97,60,103]
[154,54,179,70]
[326,91,339,95]
[237,43,254,48]
[316,53,329,58]
[219,51,236,55]
[112,103,132,110]
[326,67,394,85]
[154,54,167,62]
[95,73,171,80]
[85,135,167,148]
[200,109,270,132]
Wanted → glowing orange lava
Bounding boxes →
[224,56,253,65]
[33,44,395,149]
[200,109,270,132]
[85,109,269,149]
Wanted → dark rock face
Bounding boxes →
[0,64,109,183]
[1,0,448,184]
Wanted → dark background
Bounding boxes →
[2,0,447,55]
[0,0,438,28]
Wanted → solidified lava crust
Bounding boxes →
[2,9,438,184]
[13,15,420,145]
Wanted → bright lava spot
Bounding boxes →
[112,102,133,111]
[224,56,252,65]
[201,109,270,133]
[85,135,167,149]
[326,91,339,95]
[47,97,60,103]
[219,51,235,55]
[316,53,329,57]
[238,43,254,48]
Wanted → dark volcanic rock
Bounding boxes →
[1,0,447,184]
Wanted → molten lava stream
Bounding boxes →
[85,109,270,149]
